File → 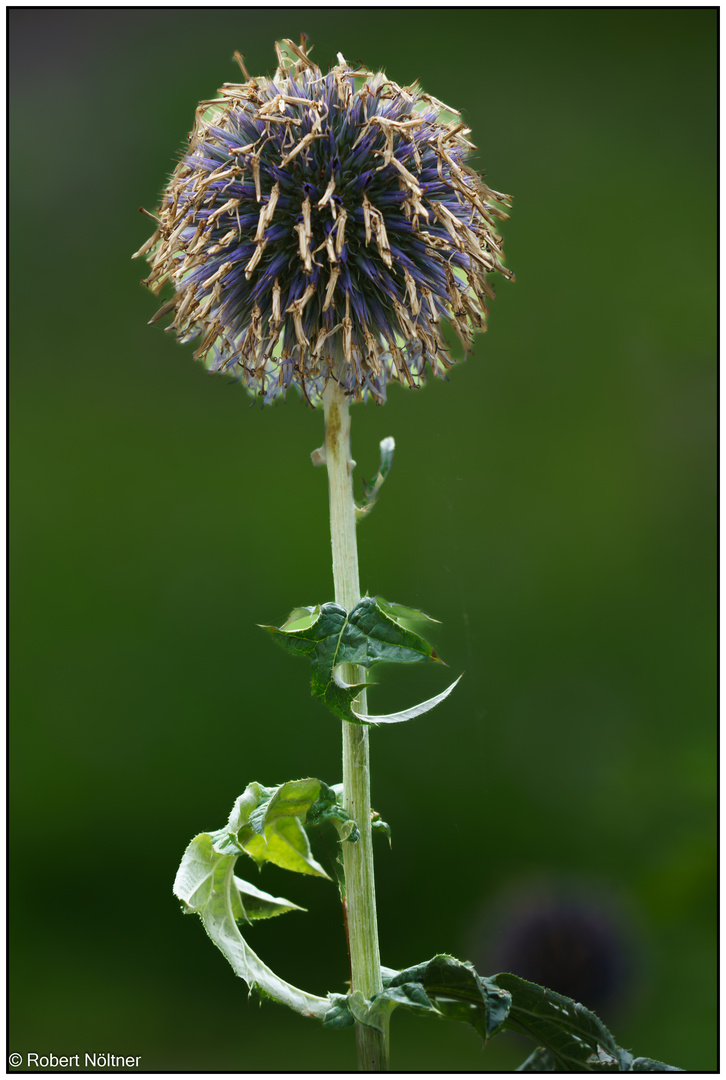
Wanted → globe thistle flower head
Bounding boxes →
[137,38,513,405]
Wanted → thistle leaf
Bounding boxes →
[375,597,441,626]
[173,832,329,1019]
[323,954,508,1040]
[325,955,681,1072]
[264,596,454,724]
[232,876,305,921]
[383,954,511,1041]
[173,779,363,1019]
[211,779,329,877]
[495,972,685,1071]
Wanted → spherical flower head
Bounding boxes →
[138,38,514,406]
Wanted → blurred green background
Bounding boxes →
[9,7,716,1072]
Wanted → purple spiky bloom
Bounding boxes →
[137,38,513,405]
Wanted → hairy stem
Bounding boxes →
[322,379,388,1071]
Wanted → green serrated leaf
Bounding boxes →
[327,957,497,1040]
[173,780,359,1020]
[503,975,683,1070]
[384,954,511,1041]
[373,958,681,1071]
[264,596,453,724]
[212,779,329,877]
[323,955,507,1040]
[384,981,437,1012]
[173,832,329,1019]
[263,602,360,720]
[341,596,441,668]
[375,597,440,627]
[318,673,367,723]
[244,780,329,878]
[496,971,633,1071]
[233,876,305,922]
[435,998,492,1042]
[280,605,322,633]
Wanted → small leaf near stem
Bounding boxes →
[357,436,395,519]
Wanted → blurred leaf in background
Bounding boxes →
[9,7,715,1071]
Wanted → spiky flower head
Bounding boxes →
[137,38,513,405]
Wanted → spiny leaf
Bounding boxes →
[212,779,329,877]
[501,972,677,1069]
[174,778,361,1019]
[264,596,456,724]
[233,876,305,922]
[173,833,329,1019]
[375,597,440,627]
[323,955,509,1041]
[496,971,634,1071]
[325,956,681,1072]
[340,597,441,668]
[263,602,362,720]
[384,954,511,1041]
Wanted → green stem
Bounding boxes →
[322,379,389,1072]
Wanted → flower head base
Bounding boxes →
[137,38,513,405]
